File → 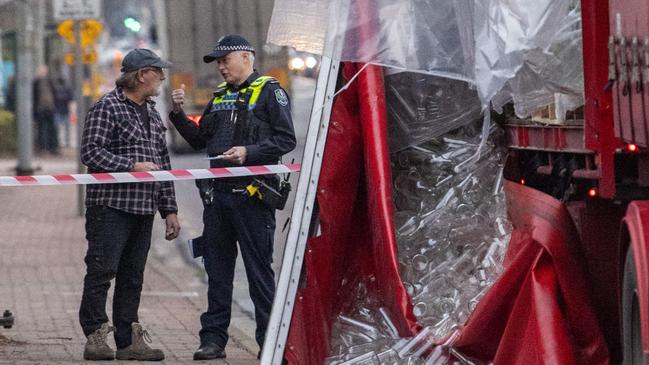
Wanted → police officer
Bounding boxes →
[169,35,296,360]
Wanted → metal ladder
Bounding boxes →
[261,3,350,362]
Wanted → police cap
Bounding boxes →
[203,35,255,63]
[121,48,172,72]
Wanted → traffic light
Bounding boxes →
[123,17,141,32]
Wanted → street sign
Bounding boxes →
[57,21,75,44]
[82,48,97,64]
[64,52,75,65]
[81,20,103,46]
[53,0,101,21]
[64,47,98,65]
[57,20,103,47]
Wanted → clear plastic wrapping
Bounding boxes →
[267,0,582,362]
[385,71,482,151]
[392,123,510,329]
[326,123,509,364]
[475,0,584,117]
[268,0,584,119]
[267,0,329,55]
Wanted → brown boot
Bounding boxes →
[83,322,115,361]
[115,323,165,361]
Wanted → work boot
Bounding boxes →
[83,322,115,361]
[115,323,165,361]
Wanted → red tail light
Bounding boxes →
[188,114,202,126]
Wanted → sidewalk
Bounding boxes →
[0,151,259,364]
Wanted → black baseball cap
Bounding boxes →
[203,35,255,63]
[121,48,172,72]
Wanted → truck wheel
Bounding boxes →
[623,246,646,364]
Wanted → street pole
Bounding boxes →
[153,0,170,117]
[33,0,45,71]
[0,29,4,106]
[16,0,34,175]
[74,20,85,216]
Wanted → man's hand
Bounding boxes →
[132,162,160,172]
[171,84,186,113]
[222,146,247,165]
[165,213,181,241]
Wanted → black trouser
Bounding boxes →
[35,110,58,153]
[199,191,276,349]
[79,206,154,349]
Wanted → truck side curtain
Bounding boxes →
[453,181,609,364]
[284,62,420,364]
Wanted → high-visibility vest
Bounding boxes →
[209,76,277,112]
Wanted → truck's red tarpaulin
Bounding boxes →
[284,62,420,364]
[284,63,609,364]
[453,180,609,364]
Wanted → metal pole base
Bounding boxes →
[0,310,14,329]
[15,166,35,176]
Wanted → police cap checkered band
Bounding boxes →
[203,34,255,63]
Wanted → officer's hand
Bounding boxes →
[171,84,185,113]
[165,213,181,241]
[132,162,160,172]
[222,146,247,165]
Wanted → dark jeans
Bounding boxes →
[35,110,58,153]
[199,191,276,349]
[79,206,154,349]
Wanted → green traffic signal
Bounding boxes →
[123,17,141,32]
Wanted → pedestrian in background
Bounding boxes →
[79,48,181,361]
[5,75,16,113]
[32,65,59,155]
[170,34,296,361]
[53,76,74,147]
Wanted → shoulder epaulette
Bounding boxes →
[213,82,228,96]
[250,76,278,88]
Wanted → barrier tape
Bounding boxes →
[0,164,301,187]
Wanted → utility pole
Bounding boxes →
[153,0,170,117]
[74,20,85,216]
[52,0,102,215]
[16,0,34,175]
[33,0,45,70]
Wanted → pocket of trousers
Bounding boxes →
[265,224,275,264]
[84,206,106,258]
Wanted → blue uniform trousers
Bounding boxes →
[199,190,276,349]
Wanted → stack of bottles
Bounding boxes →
[326,124,510,364]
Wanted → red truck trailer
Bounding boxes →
[502,0,649,363]
[262,0,649,363]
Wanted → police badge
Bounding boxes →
[275,89,289,106]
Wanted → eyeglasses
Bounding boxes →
[142,67,164,75]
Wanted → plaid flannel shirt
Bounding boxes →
[80,87,177,217]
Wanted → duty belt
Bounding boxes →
[211,180,249,194]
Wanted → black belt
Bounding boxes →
[210,180,249,194]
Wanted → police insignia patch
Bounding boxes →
[275,89,289,107]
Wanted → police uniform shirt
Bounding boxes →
[169,71,296,170]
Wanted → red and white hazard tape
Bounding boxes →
[0,164,301,187]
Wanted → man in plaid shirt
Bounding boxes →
[78,49,180,362]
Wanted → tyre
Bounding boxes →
[623,246,646,364]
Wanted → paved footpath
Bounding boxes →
[0,153,259,364]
